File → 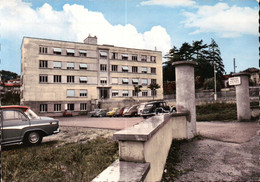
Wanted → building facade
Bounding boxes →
[21,36,163,116]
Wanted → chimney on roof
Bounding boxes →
[84,34,97,45]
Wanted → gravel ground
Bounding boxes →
[42,126,116,146]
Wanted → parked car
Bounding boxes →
[124,104,139,117]
[106,108,118,117]
[63,109,72,117]
[93,109,107,117]
[123,107,129,115]
[0,105,60,146]
[114,107,125,117]
[88,109,101,117]
[140,101,171,119]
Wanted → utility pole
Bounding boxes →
[214,61,217,101]
[233,58,237,73]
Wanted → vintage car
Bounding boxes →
[106,108,118,117]
[93,109,108,117]
[123,104,139,117]
[0,105,60,146]
[88,109,101,117]
[114,107,125,117]
[140,101,171,119]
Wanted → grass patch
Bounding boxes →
[2,137,118,182]
[196,103,237,121]
[162,135,202,181]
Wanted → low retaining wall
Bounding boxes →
[92,112,189,181]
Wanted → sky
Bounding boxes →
[0,0,258,75]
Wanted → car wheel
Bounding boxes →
[99,114,102,117]
[143,116,147,119]
[24,131,42,145]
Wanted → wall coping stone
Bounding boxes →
[113,112,189,142]
[92,159,150,182]
[172,61,198,67]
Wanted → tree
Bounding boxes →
[148,82,160,100]
[163,39,225,89]
[133,85,142,102]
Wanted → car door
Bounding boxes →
[2,110,30,143]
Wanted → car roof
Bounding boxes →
[0,105,30,112]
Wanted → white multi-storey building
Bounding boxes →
[21,36,163,116]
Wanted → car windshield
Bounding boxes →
[25,109,40,120]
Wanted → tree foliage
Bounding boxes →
[148,82,160,100]
[163,39,225,88]
[0,70,18,81]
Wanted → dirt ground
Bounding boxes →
[43,119,260,181]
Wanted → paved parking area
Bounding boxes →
[56,115,144,130]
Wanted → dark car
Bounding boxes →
[0,105,60,146]
[93,109,107,117]
[114,107,125,117]
[140,101,171,119]
[123,104,139,117]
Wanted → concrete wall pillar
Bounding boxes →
[233,72,251,121]
[172,61,198,138]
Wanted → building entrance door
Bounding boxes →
[99,88,109,99]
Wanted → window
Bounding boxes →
[132,79,139,85]
[53,75,61,83]
[112,78,118,84]
[132,90,138,96]
[40,104,48,112]
[142,79,148,85]
[112,90,119,97]
[54,104,61,112]
[151,68,156,74]
[3,110,27,121]
[39,60,48,68]
[151,79,157,84]
[39,75,48,83]
[100,64,107,71]
[53,48,62,55]
[122,54,128,60]
[142,91,148,97]
[100,51,108,58]
[67,76,75,83]
[152,90,157,96]
[141,55,147,62]
[79,50,87,57]
[67,62,74,69]
[53,61,61,69]
[132,55,138,61]
[122,91,129,97]
[122,66,129,72]
[132,66,138,73]
[67,90,75,97]
[67,104,74,111]
[112,53,118,59]
[111,65,118,72]
[79,77,88,83]
[142,67,147,74]
[80,103,87,111]
[39,46,47,54]
[151,56,156,62]
[79,64,87,70]
[122,79,129,84]
[100,78,107,84]
[67,49,75,56]
[80,90,88,97]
